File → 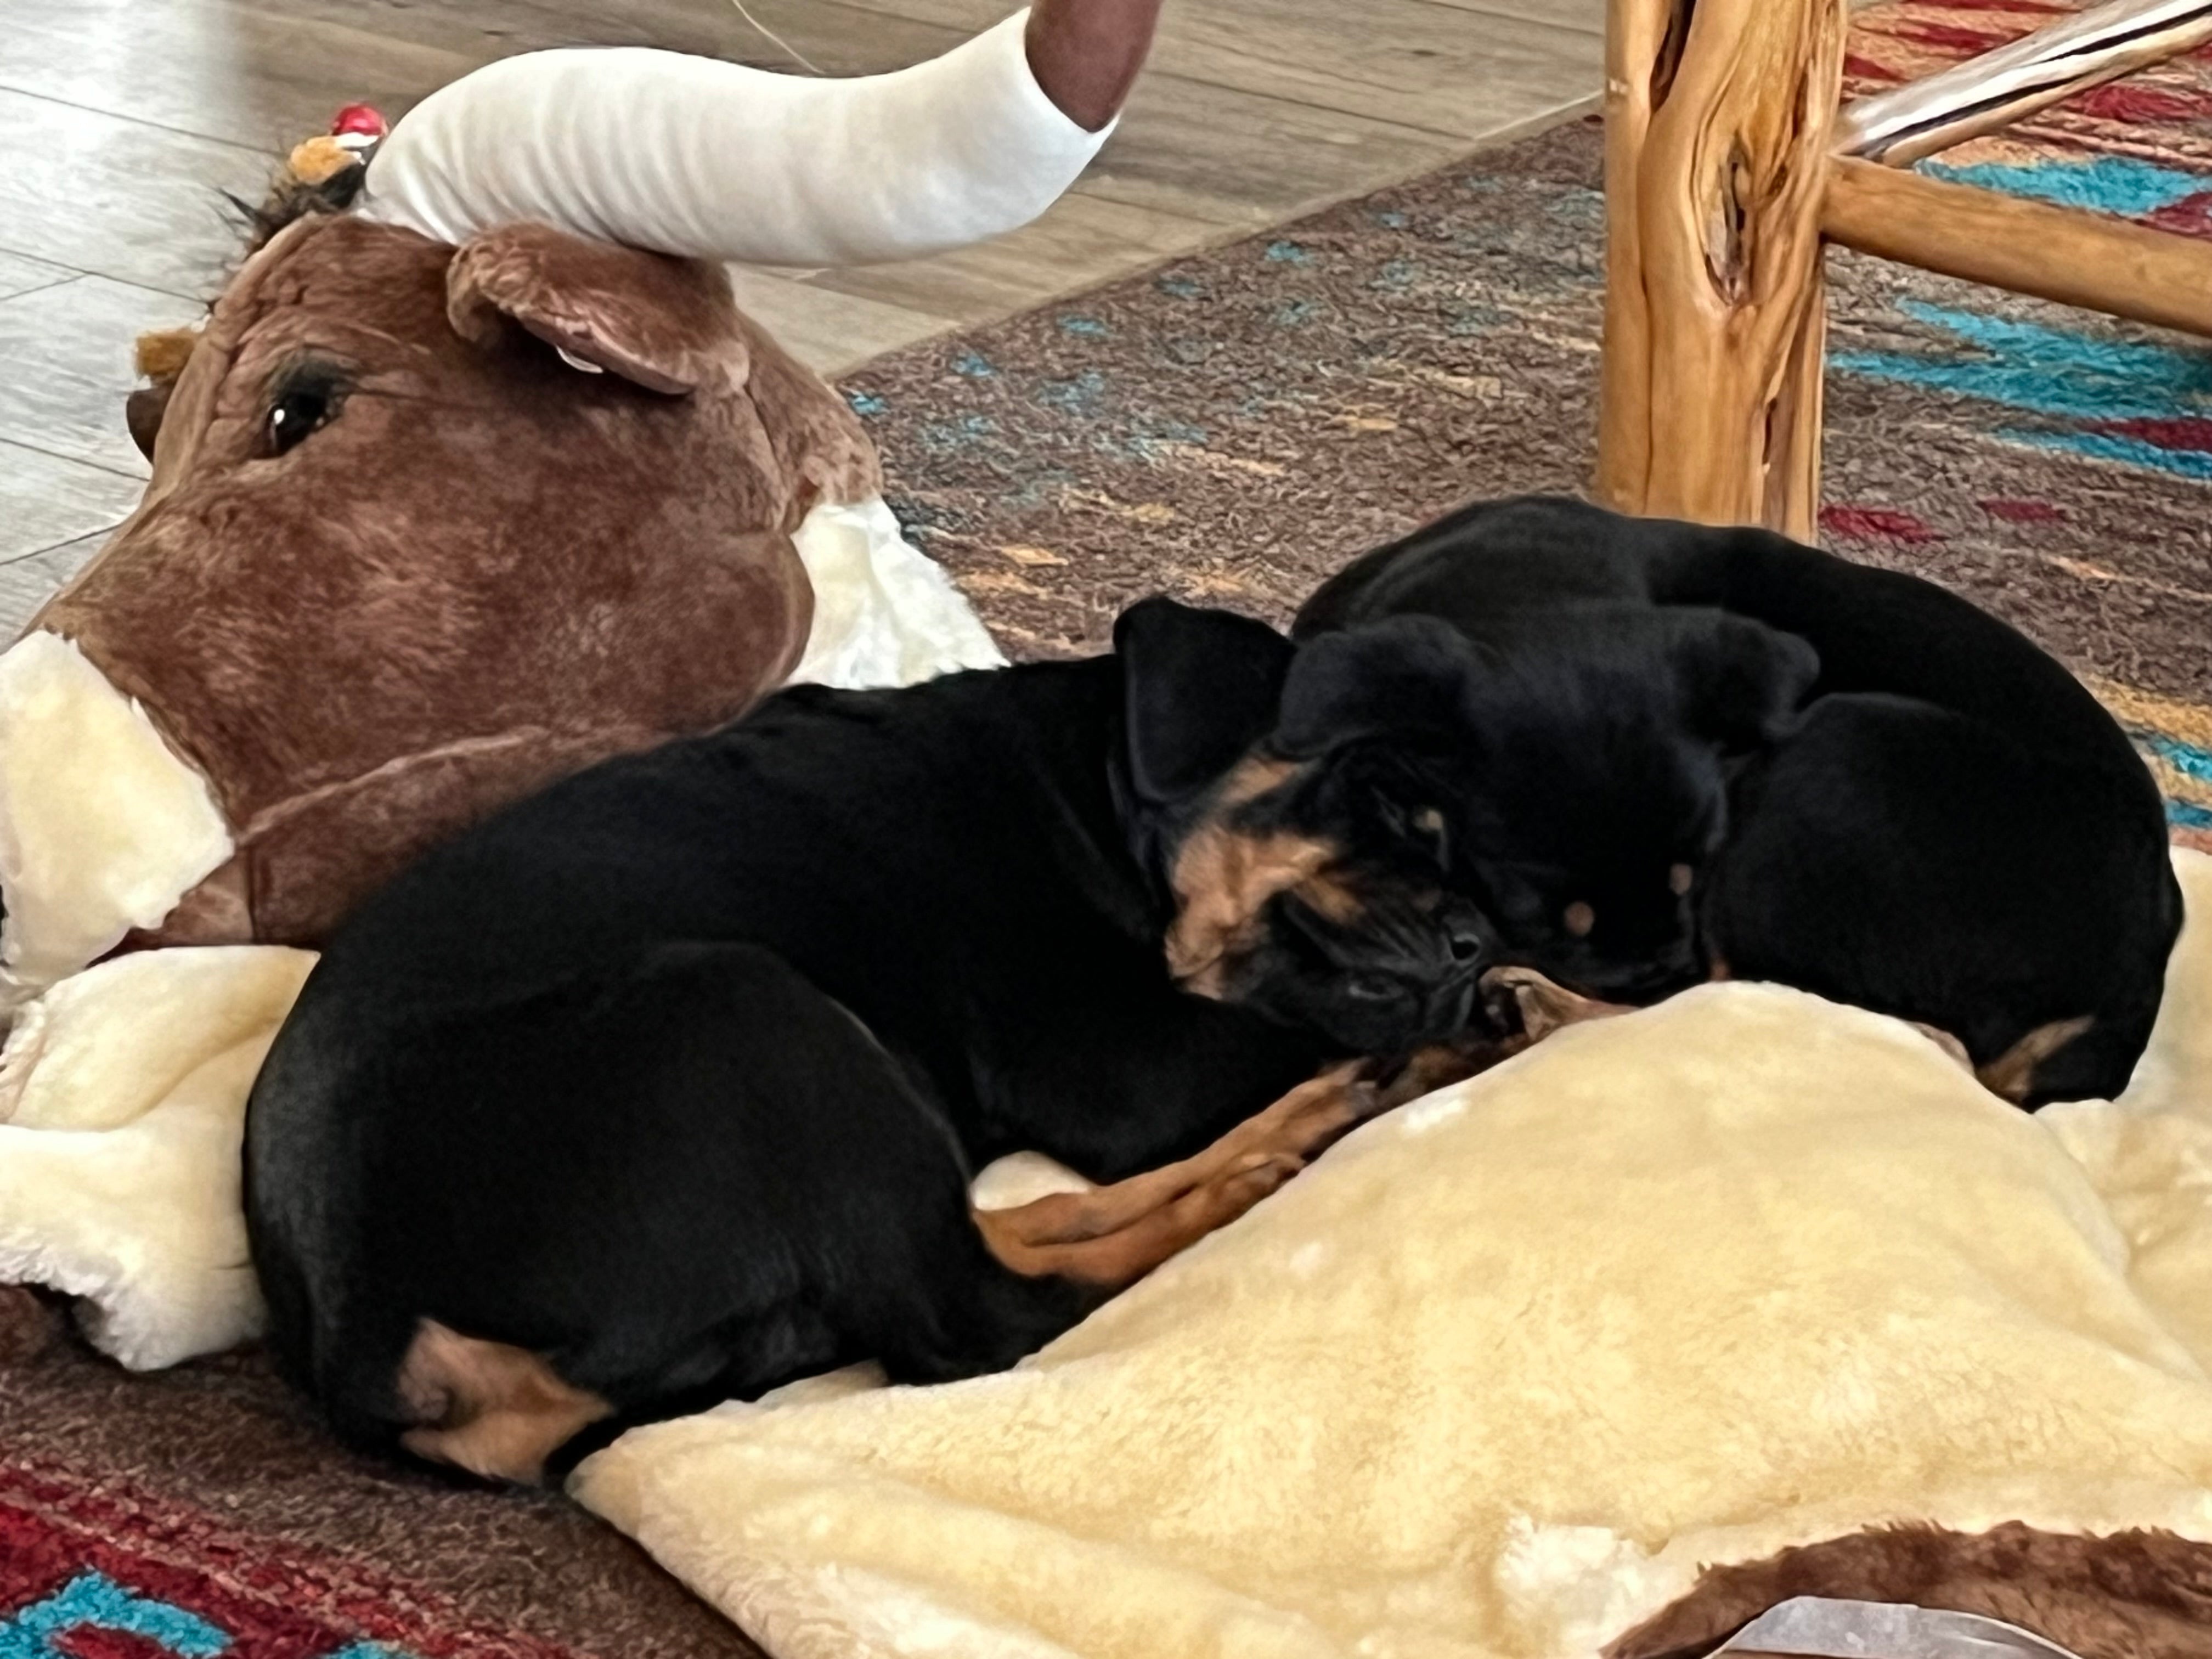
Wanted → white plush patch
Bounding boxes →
[0,945,314,1368]
[0,633,233,1012]
[789,497,1007,691]
[575,859,2212,1659]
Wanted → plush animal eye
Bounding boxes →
[266,387,331,455]
[1669,863,1695,896]
[261,365,349,457]
[1562,901,1596,937]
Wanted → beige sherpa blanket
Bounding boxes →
[572,850,2212,1659]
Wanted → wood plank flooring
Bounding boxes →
[0,0,1603,631]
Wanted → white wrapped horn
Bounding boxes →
[360,8,1114,267]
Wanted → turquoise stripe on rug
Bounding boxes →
[2146,732,2212,786]
[1832,302,2212,424]
[1922,155,2209,217]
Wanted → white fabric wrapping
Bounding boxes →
[359,10,1111,267]
[573,854,2212,1659]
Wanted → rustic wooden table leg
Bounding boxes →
[1597,0,1846,540]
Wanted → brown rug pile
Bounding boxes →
[7,8,2212,1656]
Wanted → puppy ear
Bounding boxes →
[447,222,748,394]
[1666,612,1820,749]
[1274,616,1483,758]
[1116,597,1294,804]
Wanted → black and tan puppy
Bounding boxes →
[1295,495,2183,1105]
[247,597,1547,1485]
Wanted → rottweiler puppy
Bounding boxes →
[1295,494,2183,1105]
[249,597,1551,1485]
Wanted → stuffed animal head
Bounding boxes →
[0,194,875,1011]
[0,9,1147,1013]
[67,211,872,943]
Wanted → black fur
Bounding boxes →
[245,600,1498,1470]
[227,163,367,256]
[1295,494,2183,1103]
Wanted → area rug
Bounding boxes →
[842,3,2212,853]
[5,4,2211,1656]
[0,1313,766,1658]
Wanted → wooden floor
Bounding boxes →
[0,0,1602,620]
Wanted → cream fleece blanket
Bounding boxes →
[573,850,2212,1659]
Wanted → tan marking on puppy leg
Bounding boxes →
[1481,965,1634,1042]
[1977,1015,2095,1104]
[394,1319,612,1486]
[1372,1036,1527,1110]
[979,1158,1298,1289]
[1910,1022,1976,1073]
[975,1063,1378,1288]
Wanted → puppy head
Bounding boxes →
[1118,599,1493,1054]
[1277,606,1818,1005]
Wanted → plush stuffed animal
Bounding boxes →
[0,1,1162,1367]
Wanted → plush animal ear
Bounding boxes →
[125,328,200,462]
[446,222,747,394]
[1664,611,1821,749]
[1116,597,1294,805]
[1273,615,1484,758]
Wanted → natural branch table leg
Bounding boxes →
[1597,0,1847,540]
[1824,155,2212,337]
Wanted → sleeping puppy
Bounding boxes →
[1295,494,2184,1105]
[248,597,1532,1486]
[1278,602,1819,1006]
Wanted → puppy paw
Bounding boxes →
[1480,966,1634,1042]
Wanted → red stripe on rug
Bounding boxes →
[2098,416,2212,453]
[2073,81,2212,124]
[0,1455,590,1659]
[1888,20,2019,53]
[1820,505,1943,544]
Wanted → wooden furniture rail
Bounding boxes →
[1596,0,2212,540]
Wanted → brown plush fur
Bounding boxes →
[41,211,878,949]
[1607,1523,2212,1659]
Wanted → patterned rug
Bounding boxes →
[845,2,2212,853]
[5,4,2210,1655]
